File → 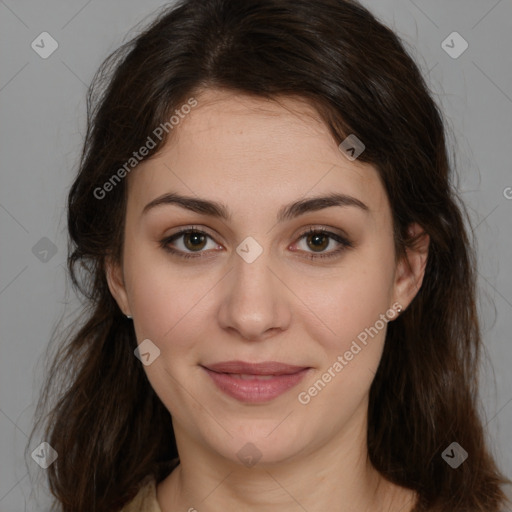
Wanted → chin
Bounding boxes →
[210,421,308,468]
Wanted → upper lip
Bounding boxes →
[202,360,309,376]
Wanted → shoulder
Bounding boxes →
[119,476,162,512]
[119,458,180,512]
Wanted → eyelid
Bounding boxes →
[290,226,353,260]
[159,224,353,260]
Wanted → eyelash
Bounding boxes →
[160,226,353,261]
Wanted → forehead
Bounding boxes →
[127,89,389,220]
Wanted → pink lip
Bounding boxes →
[201,360,311,403]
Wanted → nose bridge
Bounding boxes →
[217,240,290,340]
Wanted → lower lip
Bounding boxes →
[202,367,310,403]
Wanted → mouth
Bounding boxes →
[200,361,311,403]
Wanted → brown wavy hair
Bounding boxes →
[28,0,511,510]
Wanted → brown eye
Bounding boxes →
[183,232,207,251]
[161,226,353,261]
[306,232,330,252]
[160,227,219,259]
[294,227,353,260]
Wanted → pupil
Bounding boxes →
[309,234,327,251]
[185,233,206,251]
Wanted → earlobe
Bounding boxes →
[393,223,430,312]
[105,257,131,317]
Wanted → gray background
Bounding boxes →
[1,1,511,510]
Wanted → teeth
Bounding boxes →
[230,373,277,380]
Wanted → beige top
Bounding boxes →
[118,463,512,511]
[120,458,180,512]
[120,476,162,512]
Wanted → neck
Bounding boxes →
[156,408,417,512]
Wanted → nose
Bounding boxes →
[217,248,292,342]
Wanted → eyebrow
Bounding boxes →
[142,191,369,222]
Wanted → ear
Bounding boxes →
[105,257,131,317]
[392,222,429,312]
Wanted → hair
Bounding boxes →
[28,0,511,511]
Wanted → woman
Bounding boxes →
[29,0,511,511]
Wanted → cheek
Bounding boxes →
[300,254,395,351]
[296,260,395,419]
[295,267,394,416]
[123,240,200,344]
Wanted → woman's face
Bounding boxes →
[107,88,425,466]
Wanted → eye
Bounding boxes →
[160,226,353,260]
[291,227,353,260]
[160,226,220,259]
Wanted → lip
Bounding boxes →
[204,360,309,375]
[201,361,311,403]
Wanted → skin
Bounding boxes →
[106,88,429,512]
